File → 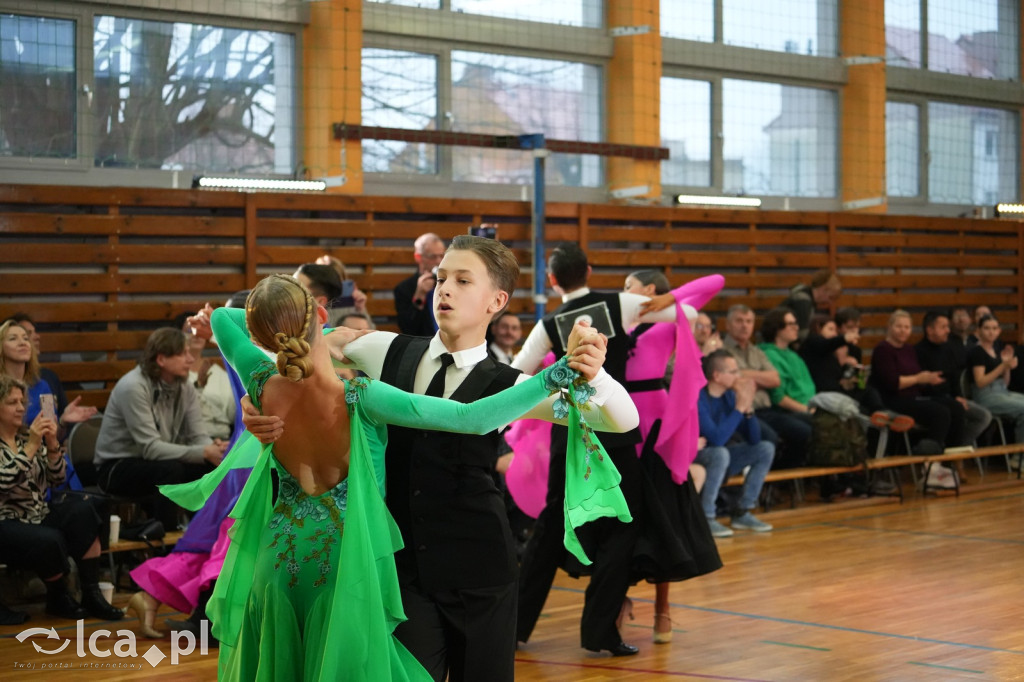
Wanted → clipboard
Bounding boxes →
[553,301,617,348]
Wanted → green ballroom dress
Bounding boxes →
[162,306,631,681]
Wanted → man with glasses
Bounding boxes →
[394,232,446,336]
[696,350,775,537]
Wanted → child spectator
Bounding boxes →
[695,350,775,538]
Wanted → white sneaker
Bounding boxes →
[925,463,956,489]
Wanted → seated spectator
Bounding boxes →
[7,313,69,419]
[1,319,97,489]
[800,314,886,415]
[393,232,445,336]
[314,254,374,328]
[694,312,722,355]
[949,306,973,347]
[869,310,966,477]
[757,307,815,465]
[0,375,122,622]
[915,311,992,447]
[94,328,228,528]
[782,269,842,340]
[1,318,97,432]
[968,314,1024,444]
[968,305,992,347]
[834,306,864,369]
[695,351,775,538]
[721,305,796,459]
[488,311,522,365]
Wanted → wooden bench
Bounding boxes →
[917,443,1024,496]
[102,530,184,589]
[726,444,1023,508]
[103,530,184,556]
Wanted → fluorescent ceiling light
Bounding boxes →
[193,176,327,192]
[995,202,1024,217]
[673,194,762,208]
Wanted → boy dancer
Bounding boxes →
[242,236,638,681]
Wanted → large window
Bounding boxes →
[660,77,712,187]
[723,79,836,197]
[450,51,601,187]
[361,49,438,174]
[928,102,1017,205]
[362,47,602,188]
[723,0,837,56]
[886,101,920,197]
[93,16,294,172]
[0,13,76,159]
[886,0,1018,80]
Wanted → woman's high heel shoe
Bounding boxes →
[615,597,634,631]
[124,592,162,639]
[653,612,673,644]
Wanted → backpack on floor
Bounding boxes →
[808,409,868,467]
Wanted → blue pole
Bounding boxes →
[519,134,548,323]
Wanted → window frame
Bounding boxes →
[0,0,302,182]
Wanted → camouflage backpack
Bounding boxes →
[808,409,868,467]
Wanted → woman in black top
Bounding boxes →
[967,315,1024,443]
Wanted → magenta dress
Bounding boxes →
[625,275,724,582]
[507,275,726,583]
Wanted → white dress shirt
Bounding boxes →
[342,331,638,432]
[512,287,697,376]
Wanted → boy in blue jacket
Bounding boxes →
[696,350,776,538]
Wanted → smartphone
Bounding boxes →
[335,279,356,308]
[468,224,498,240]
[40,393,57,422]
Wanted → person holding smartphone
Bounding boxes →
[394,233,445,336]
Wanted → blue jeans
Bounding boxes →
[973,383,1024,442]
[695,440,776,519]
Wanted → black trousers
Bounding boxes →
[394,579,517,682]
[98,458,212,528]
[883,395,966,450]
[0,497,101,579]
[517,441,642,651]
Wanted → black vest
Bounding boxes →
[380,335,523,591]
[542,291,642,449]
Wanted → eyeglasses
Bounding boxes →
[784,321,799,327]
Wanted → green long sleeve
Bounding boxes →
[357,367,558,435]
[211,307,276,408]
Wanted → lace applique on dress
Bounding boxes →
[344,376,369,407]
[248,360,277,410]
[268,470,348,589]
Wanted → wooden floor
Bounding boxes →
[3,469,1024,681]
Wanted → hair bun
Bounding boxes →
[274,333,314,382]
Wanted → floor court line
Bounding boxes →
[907,661,985,674]
[550,586,1024,656]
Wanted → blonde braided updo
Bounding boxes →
[245,274,317,382]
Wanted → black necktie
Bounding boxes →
[425,353,455,398]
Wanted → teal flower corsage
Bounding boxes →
[543,357,578,392]
[544,356,599,420]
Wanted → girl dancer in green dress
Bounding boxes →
[165,274,600,681]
